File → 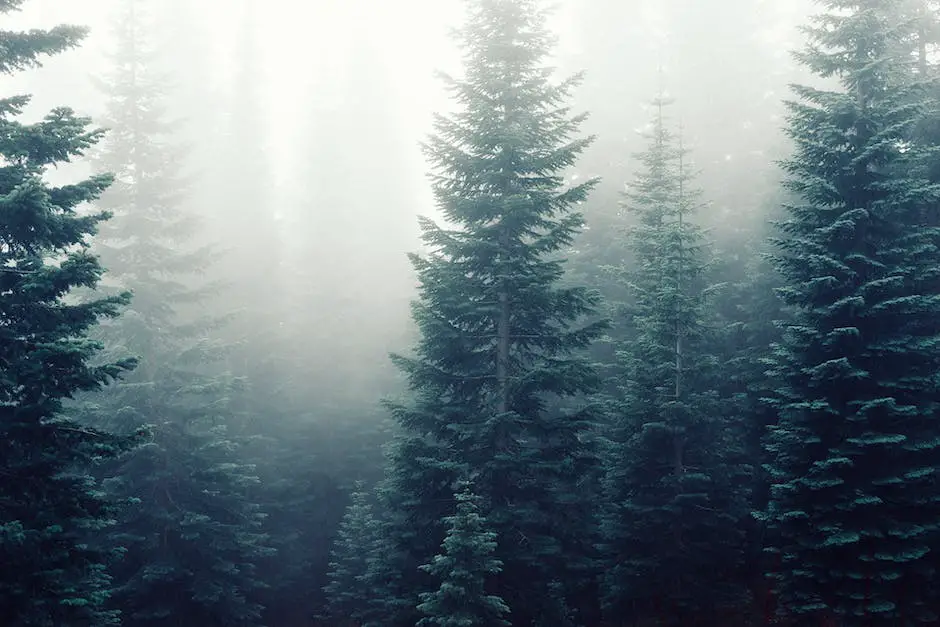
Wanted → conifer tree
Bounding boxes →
[762,0,940,622]
[322,482,381,625]
[0,3,136,623]
[599,96,749,625]
[900,1,940,184]
[373,1,607,624]
[416,483,510,627]
[79,3,273,624]
[711,229,789,609]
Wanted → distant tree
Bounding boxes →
[0,4,136,624]
[371,0,608,624]
[900,0,940,185]
[79,2,273,624]
[416,482,510,627]
[205,7,376,625]
[209,0,286,424]
[761,0,940,622]
[286,35,416,416]
[598,95,749,625]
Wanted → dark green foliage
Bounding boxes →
[416,482,510,627]
[366,434,466,626]
[0,2,86,75]
[373,1,607,624]
[762,0,940,622]
[0,4,136,624]
[76,3,273,624]
[322,482,381,625]
[253,423,349,627]
[710,228,790,608]
[599,96,750,625]
[104,422,271,626]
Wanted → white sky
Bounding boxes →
[2,0,802,193]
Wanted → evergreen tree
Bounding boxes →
[416,482,510,627]
[762,0,940,622]
[0,4,136,623]
[710,227,790,615]
[900,1,940,184]
[599,96,749,625]
[322,482,381,625]
[78,2,273,624]
[373,1,607,624]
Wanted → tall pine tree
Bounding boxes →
[763,0,940,623]
[0,2,135,623]
[78,2,273,624]
[371,1,607,624]
[598,96,750,625]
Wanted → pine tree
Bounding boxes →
[78,3,273,624]
[710,224,790,614]
[416,482,510,627]
[599,96,749,625]
[900,1,940,184]
[762,0,940,622]
[0,4,136,623]
[322,482,381,625]
[374,1,607,624]
[366,435,463,626]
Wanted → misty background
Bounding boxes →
[9,0,813,400]
[6,0,825,623]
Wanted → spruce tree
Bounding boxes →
[78,2,273,624]
[763,0,940,622]
[322,482,381,625]
[711,228,790,613]
[0,3,136,623]
[599,96,749,625]
[374,1,607,624]
[416,483,510,627]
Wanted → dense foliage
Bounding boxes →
[598,96,751,625]
[0,4,134,624]
[761,0,940,623]
[7,1,940,626]
[416,483,511,627]
[363,1,609,625]
[78,3,273,624]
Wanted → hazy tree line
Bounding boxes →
[3,0,940,626]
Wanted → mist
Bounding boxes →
[8,0,936,625]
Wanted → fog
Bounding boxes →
[11,0,811,418]
[6,0,845,623]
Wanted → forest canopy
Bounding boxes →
[2,1,940,626]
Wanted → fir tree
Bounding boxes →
[322,482,381,625]
[762,0,940,622]
[710,224,790,614]
[416,482,510,627]
[78,2,273,624]
[0,3,136,623]
[599,96,749,625]
[374,1,607,624]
